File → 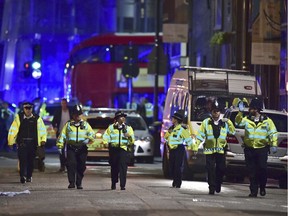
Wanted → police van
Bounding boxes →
[161,66,262,179]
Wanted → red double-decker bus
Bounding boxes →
[64,33,167,108]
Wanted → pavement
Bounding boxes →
[0,150,287,216]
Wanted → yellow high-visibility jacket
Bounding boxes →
[145,103,153,118]
[195,118,235,154]
[56,120,95,149]
[164,124,194,150]
[235,112,278,148]
[103,124,135,151]
[8,113,47,146]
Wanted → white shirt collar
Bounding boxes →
[24,114,33,119]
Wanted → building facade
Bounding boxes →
[0,0,286,110]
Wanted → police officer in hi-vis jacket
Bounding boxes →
[164,111,194,189]
[236,98,278,197]
[194,100,235,195]
[103,111,135,190]
[56,105,95,189]
[8,101,47,184]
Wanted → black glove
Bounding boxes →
[168,125,174,132]
[122,124,127,133]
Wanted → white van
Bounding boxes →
[161,66,262,179]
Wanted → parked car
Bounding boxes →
[83,108,155,165]
[224,108,287,188]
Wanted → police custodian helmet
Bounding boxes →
[114,111,127,120]
[249,98,263,111]
[171,111,183,122]
[211,100,221,111]
[72,105,83,115]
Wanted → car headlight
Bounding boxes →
[143,136,152,142]
[135,136,152,142]
[226,151,236,157]
[279,155,288,162]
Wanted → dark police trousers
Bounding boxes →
[206,153,226,192]
[66,145,87,186]
[59,147,66,170]
[18,139,37,179]
[57,132,67,170]
[244,146,268,195]
[169,144,185,188]
[109,147,128,188]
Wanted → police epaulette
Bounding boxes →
[181,124,187,129]
[260,114,267,121]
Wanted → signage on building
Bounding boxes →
[251,0,281,65]
[251,42,281,65]
[163,24,188,42]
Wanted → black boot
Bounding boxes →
[26,177,32,182]
[260,188,266,196]
[111,183,116,190]
[215,184,221,193]
[248,193,257,197]
[68,183,75,189]
[20,176,26,184]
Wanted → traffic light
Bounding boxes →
[32,44,42,69]
[24,62,31,70]
[22,45,42,79]
[123,45,138,63]
[122,63,139,78]
[122,45,139,78]
[31,44,42,79]
[23,61,32,78]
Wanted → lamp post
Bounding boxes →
[153,0,161,123]
[152,0,162,157]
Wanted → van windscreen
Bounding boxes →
[191,96,255,121]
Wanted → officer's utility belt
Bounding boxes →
[169,144,184,150]
[18,138,35,147]
[20,138,35,143]
[22,138,34,141]
[109,143,125,149]
[243,144,268,150]
[67,144,86,152]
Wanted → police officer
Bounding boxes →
[56,105,95,189]
[8,102,47,183]
[164,111,194,188]
[144,98,153,126]
[103,111,135,190]
[194,100,235,194]
[236,98,278,197]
